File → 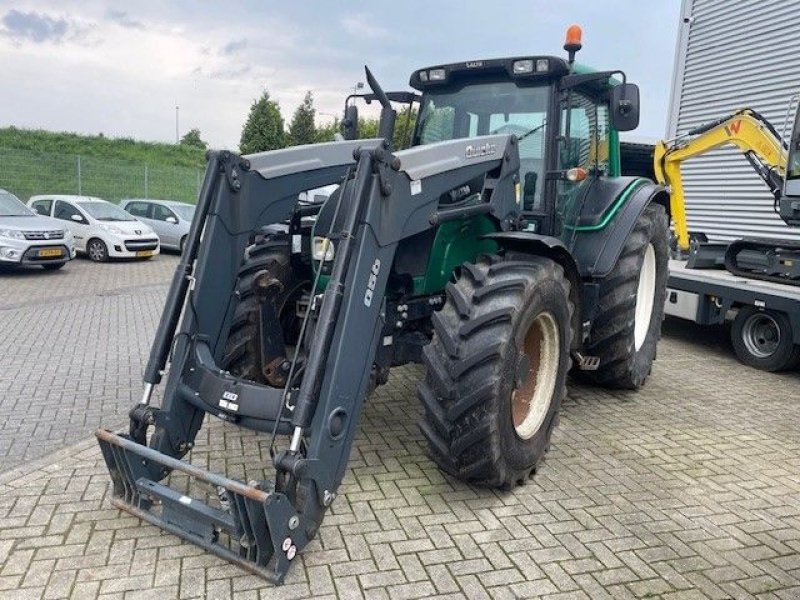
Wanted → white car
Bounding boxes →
[28,195,160,262]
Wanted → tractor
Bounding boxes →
[97,26,671,583]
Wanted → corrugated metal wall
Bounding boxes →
[668,0,800,242]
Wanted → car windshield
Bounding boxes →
[414,81,551,210]
[0,191,33,216]
[171,204,196,220]
[78,201,135,221]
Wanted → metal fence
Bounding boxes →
[0,147,204,204]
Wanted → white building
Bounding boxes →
[667,0,800,242]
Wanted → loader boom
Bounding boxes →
[97,134,521,584]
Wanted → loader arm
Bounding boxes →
[654,109,788,251]
[97,134,521,584]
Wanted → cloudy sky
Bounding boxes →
[0,1,682,149]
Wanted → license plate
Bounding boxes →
[136,250,154,257]
[38,248,63,258]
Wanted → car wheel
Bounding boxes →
[87,238,109,262]
[179,235,188,254]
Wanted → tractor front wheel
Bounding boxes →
[579,202,669,389]
[220,234,308,386]
[418,255,573,489]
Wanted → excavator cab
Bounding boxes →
[780,106,800,225]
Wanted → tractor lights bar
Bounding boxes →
[410,56,568,89]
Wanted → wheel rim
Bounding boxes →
[634,244,657,351]
[742,312,780,358]
[88,241,105,261]
[512,312,560,440]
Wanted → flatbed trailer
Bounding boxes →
[665,259,800,371]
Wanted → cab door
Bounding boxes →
[554,91,610,242]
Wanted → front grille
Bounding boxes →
[124,239,159,252]
[23,230,64,241]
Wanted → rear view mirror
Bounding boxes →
[166,216,178,224]
[610,83,640,132]
[342,105,359,140]
[70,214,83,223]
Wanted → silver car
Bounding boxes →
[0,189,75,270]
[120,199,195,252]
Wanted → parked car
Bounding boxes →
[0,188,75,270]
[119,199,195,252]
[28,195,160,262]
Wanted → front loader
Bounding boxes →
[97,26,672,583]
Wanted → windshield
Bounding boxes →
[0,191,33,217]
[415,81,550,210]
[78,201,136,221]
[171,203,196,221]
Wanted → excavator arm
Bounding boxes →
[654,109,788,251]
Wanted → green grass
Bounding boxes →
[0,127,205,203]
[0,127,205,167]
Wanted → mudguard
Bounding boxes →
[567,178,669,279]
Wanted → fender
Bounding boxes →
[567,178,669,279]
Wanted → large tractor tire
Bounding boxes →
[220,234,308,386]
[418,255,573,489]
[580,202,669,389]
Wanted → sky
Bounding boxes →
[0,1,682,149]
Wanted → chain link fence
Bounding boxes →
[0,147,204,204]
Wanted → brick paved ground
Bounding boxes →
[0,255,178,470]
[0,256,799,599]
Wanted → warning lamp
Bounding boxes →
[566,167,588,183]
[564,25,583,64]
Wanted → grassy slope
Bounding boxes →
[0,128,206,202]
[0,127,206,167]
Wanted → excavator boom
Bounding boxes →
[654,109,788,251]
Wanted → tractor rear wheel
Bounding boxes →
[579,202,669,389]
[220,234,308,386]
[418,255,573,489]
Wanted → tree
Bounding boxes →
[240,90,285,154]
[288,91,317,146]
[314,118,341,143]
[180,128,207,150]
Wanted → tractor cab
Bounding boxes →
[407,46,641,239]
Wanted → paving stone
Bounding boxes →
[0,253,798,600]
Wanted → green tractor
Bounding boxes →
[97,26,670,583]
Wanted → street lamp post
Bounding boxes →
[175,105,180,144]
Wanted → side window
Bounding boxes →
[32,199,52,216]
[560,92,596,170]
[126,202,150,218]
[54,201,83,222]
[152,204,177,222]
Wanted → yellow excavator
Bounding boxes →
[653,107,800,285]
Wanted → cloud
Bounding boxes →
[340,14,389,40]
[220,39,247,55]
[105,9,144,30]
[0,9,69,44]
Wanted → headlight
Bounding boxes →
[312,236,335,262]
[99,224,123,235]
[63,229,74,241]
[0,228,24,240]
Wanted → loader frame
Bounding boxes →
[97,135,521,583]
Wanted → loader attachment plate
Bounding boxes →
[95,429,304,584]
